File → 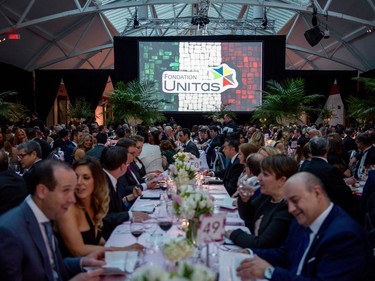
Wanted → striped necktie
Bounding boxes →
[43,222,62,281]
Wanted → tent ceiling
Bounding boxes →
[0,0,374,73]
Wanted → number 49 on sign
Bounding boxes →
[197,213,226,244]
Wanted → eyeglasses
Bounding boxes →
[17,153,30,159]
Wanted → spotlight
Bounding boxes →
[304,26,323,47]
[191,15,210,28]
[367,26,373,33]
[323,27,330,39]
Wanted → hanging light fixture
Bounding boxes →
[311,7,318,27]
[262,10,268,29]
[133,9,139,29]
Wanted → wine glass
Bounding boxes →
[130,218,144,243]
[9,162,21,175]
[157,215,173,238]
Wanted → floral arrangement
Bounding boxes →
[163,237,194,262]
[169,152,199,185]
[172,185,214,220]
[131,260,216,281]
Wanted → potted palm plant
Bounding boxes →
[68,97,94,126]
[251,78,324,126]
[0,91,29,123]
[103,80,166,126]
[346,77,375,127]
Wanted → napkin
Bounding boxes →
[101,251,138,275]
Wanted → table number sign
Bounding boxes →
[197,213,226,244]
[189,157,201,170]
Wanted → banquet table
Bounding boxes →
[100,183,249,281]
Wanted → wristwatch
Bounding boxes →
[264,266,275,280]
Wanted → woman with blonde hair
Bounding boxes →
[13,128,27,146]
[73,133,94,163]
[248,130,265,150]
[258,146,282,158]
[55,156,142,256]
[8,128,27,161]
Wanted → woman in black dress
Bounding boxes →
[55,156,142,256]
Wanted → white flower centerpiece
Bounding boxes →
[163,237,195,263]
[172,185,214,243]
[169,152,200,188]
[131,260,216,281]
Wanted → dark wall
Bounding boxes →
[0,62,34,112]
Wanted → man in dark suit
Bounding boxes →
[52,128,70,152]
[178,128,200,158]
[203,125,223,168]
[0,159,105,281]
[300,136,358,219]
[0,150,28,215]
[64,129,83,165]
[116,138,158,201]
[25,127,51,159]
[236,172,372,281]
[17,140,43,188]
[86,132,107,160]
[100,145,149,240]
[205,137,243,196]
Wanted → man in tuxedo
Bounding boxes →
[100,145,149,240]
[352,132,375,179]
[236,172,372,281]
[300,136,358,220]
[342,127,357,154]
[205,137,243,196]
[0,150,28,215]
[0,159,105,281]
[178,128,200,158]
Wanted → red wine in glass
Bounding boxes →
[130,219,144,242]
[131,229,143,239]
[158,220,173,232]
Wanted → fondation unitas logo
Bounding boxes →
[162,63,238,94]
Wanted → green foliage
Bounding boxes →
[68,97,94,120]
[251,78,324,125]
[0,91,28,122]
[346,77,375,124]
[205,103,236,120]
[104,80,166,126]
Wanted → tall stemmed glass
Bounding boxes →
[130,218,144,243]
[157,205,173,240]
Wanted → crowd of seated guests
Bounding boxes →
[1,114,375,280]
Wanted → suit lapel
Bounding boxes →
[301,205,338,272]
[22,203,55,281]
